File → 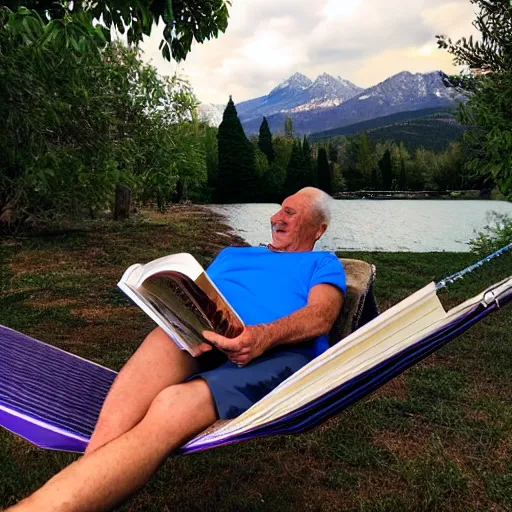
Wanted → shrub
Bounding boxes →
[469,211,512,256]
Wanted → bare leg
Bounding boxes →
[9,379,216,512]
[87,327,200,454]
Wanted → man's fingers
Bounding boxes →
[202,330,238,353]
[202,330,221,343]
[194,342,213,356]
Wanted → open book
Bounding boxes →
[117,253,244,356]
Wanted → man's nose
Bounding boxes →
[271,210,283,223]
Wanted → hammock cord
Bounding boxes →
[436,242,512,290]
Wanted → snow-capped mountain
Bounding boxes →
[288,73,363,112]
[234,72,314,121]
[334,71,466,124]
[236,72,362,127]
[271,71,313,93]
[240,70,465,135]
[196,103,225,127]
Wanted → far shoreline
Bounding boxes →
[333,190,489,200]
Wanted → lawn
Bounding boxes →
[0,207,511,511]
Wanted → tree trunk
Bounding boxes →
[113,184,132,220]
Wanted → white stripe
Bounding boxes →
[0,403,89,443]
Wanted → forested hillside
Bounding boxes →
[311,109,466,152]
[366,112,466,151]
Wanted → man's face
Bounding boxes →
[270,192,326,252]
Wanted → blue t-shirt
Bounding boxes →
[206,247,346,357]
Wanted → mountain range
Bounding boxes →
[198,70,466,136]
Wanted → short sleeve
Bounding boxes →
[310,253,346,296]
[206,248,229,279]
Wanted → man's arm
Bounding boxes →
[201,283,344,367]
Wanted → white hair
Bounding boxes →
[299,187,332,227]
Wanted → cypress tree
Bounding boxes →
[379,149,393,190]
[216,96,258,202]
[302,136,315,186]
[258,117,275,163]
[317,147,332,194]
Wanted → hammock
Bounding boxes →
[0,249,511,455]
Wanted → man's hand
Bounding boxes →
[197,284,343,366]
[201,325,268,367]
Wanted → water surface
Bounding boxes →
[209,200,512,252]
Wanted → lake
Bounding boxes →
[209,200,512,252]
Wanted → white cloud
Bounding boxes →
[321,0,361,19]
[138,0,478,103]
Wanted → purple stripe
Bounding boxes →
[0,406,87,452]
[0,326,115,442]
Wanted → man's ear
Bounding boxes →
[315,223,327,241]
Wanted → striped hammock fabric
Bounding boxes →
[1,276,510,455]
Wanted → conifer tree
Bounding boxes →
[258,117,275,163]
[379,149,393,190]
[317,147,332,194]
[216,96,257,202]
[302,136,316,186]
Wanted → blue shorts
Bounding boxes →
[191,348,312,420]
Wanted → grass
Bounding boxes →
[0,207,511,511]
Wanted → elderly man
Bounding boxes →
[11,187,345,512]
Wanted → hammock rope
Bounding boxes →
[436,242,512,290]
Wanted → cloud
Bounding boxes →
[350,46,461,88]
[139,0,478,103]
[422,1,478,39]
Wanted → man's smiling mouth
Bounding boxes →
[272,222,287,234]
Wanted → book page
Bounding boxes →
[195,273,244,338]
[139,274,211,348]
[139,271,244,346]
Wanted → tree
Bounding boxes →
[356,132,375,187]
[396,142,410,190]
[284,117,294,138]
[258,117,275,163]
[0,8,207,228]
[216,97,258,203]
[330,162,346,193]
[3,0,230,62]
[379,149,393,190]
[317,147,332,194]
[302,136,316,186]
[284,139,307,196]
[266,135,293,200]
[328,140,339,164]
[339,136,363,191]
[203,125,219,193]
[437,0,512,197]
[434,142,466,191]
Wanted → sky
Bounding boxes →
[138,0,479,105]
